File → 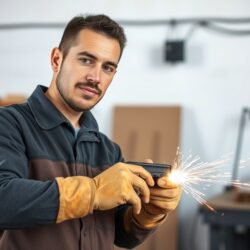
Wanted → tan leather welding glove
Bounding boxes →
[56,176,95,223]
[56,162,154,223]
[92,162,154,213]
[125,160,182,230]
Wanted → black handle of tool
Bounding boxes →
[125,161,172,180]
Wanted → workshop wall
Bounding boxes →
[1,1,250,250]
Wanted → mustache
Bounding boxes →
[76,81,102,95]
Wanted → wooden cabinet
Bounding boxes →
[112,106,181,250]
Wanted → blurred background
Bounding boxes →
[1,1,250,249]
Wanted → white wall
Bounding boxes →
[1,1,250,249]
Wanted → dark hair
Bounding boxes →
[58,14,126,59]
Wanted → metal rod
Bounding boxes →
[231,107,250,181]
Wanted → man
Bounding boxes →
[0,14,182,250]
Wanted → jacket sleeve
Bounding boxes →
[114,205,155,248]
[0,108,59,229]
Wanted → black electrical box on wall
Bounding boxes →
[165,40,185,63]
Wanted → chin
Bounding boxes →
[78,103,96,112]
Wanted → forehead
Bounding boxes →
[69,29,121,63]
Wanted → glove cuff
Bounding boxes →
[56,176,96,223]
[124,206,167,231]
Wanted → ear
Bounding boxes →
[51,47,63,73]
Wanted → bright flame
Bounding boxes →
[168,169,187,185]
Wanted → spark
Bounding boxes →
[167,147,233,211]
[168,148,250,211]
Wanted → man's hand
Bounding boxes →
[56,162,154,223]
[142,175,182,215]
[130,159,182,229]
[93,162,154,214]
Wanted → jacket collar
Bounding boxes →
[27,85,99,131]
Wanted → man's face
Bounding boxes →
[54,29,121,112]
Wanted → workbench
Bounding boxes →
[200,190,250,250]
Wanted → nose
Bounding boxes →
[86,66,101,84]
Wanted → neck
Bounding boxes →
[45,84,83,128]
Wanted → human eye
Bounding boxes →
[79,57,93,65]
[103,64,116,74]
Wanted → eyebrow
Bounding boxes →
[77,51,118,68]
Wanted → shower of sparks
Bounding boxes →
[167,148,250,211]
